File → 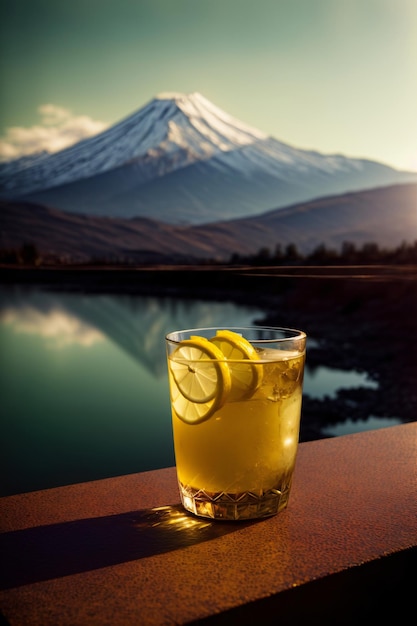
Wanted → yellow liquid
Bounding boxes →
[169,350,305,498]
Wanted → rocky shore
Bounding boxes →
[253,271,417,441]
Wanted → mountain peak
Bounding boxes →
[155,91,199,101]
[152,91,267,146]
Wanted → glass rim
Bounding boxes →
[166,325,307,345]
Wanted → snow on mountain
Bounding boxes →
[0,93,266,195]
[1,92,416,224]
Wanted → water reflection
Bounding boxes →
[1,303,105,347]
[0,287,264,496]
[322,416,401,437]
[304,365,377,399]
[0,290,380,392]
[0,285,396,496]
[0,289,264,376]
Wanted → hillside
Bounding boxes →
[1,182,416,263]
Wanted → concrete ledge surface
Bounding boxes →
[1,423,416,625]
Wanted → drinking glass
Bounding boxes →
[166,326,306,520]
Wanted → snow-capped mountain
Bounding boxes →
[1,92,416,224]
[0,93,266,195]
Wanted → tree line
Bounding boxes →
[1,239,417,267]
[229,240,417,266]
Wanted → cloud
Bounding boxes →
[0,306,105,348]
[0,105,108,162]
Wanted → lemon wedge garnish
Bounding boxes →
[210,330,263,401]
[169,336,231,424]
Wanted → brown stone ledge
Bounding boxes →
[1,423,416,625]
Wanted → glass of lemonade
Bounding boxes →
[166,326,306,521]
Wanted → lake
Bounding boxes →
[0,283,401,496]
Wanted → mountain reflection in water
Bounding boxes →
[0,286,400,496]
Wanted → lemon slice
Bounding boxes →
[169,336,231,424]
[210,330,263,401]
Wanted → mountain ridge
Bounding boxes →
[1,182,416,263]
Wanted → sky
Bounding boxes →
[0,0,416,171]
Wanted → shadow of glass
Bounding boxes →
[0,504,256,590]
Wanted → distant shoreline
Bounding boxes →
[1,263,416,287]
[1,263,416,308]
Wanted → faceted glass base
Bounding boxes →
[178,481,292,521]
